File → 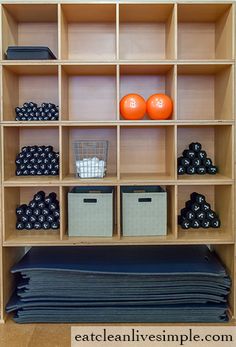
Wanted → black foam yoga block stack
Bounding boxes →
[178,192,221,230]
[6,245,231,323]
[16,191,60,231]
[178,142,218,175]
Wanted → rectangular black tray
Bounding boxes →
[6,46,57,60]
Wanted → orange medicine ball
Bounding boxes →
[120,94,146,120]
[146,94,173,120]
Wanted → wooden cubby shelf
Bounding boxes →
[177,3,233,60]
[2,65,59,122]
[0,1,235,325]
[2,4,58,60]
[119,4,176,61]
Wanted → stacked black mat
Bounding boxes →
[6,245,231,323]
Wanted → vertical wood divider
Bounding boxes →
[58,64,62,122]
[173,64,178,120]
[174,123,178,239]
[116,3,119,60]
[59,185,64,241]
[117,125,120,181]
[174,3,178,60]
[116,64,120,120]
[116,184,121,239]
[59,124,63,182]
[174,184,178,239]
[174,124,177,180]
[116,124,121,239]
[57,4,61,61]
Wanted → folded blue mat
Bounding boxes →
[6,245,231,323]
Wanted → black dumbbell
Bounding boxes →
[29,157,37,165]
[25,207,33,216]
[19,215,29,223]
[29,215,37,223]
[191,219,201,229]
[196,166,206,175]
[51,221,60,229]
[207,165,217,175]
[201,220,211,228]
[47,152,54,159]
[182,150,195,159]
[197,150,207,160]
[179,218,191,229]
[15,106,22,114]
[26,163,33,170]
[46,215,55,223]
[38,201,46,209]
[42,207,50,216]
[189,142,202,152]
[186,201,201,212]
[192,158,201,167]
[34,191,45,202]
[186,166,196,175]
[178,165,186,175]
[178,157,191,167]
[45,192,57,205]
[29,102,37,108]
[16,204,27,216]
[33,208,41,217]
[34,222,42,230]
[15,156,23,165]
[206,210,217,220]
[38,215,46,223]
[210,218,221,228]
[196,211,206,221]
[190,192,206,204]
[50,169,59,176]
[22,169,30,175]
[53,209,60,219]
[36,169,43,175]
[29,169,37,176]
[41,102,49,108]
[49,202,58,211]
[42,221,51,230]
[202,158,212,167]
[16,222,25,230]
[53,164,59,171]
[25,222,33,230]
[201,202,211,212]
[16,169,23,176]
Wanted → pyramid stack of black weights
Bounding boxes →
[178,192,221,230]
[15,145,59,176]
[178,142,218,175]
[15,102,59,121]
[16,191,60,231]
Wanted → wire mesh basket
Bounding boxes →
[74,140,108,178]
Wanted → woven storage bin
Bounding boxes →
[68,186,113,237]
[122,186,167,236]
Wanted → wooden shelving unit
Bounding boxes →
[0,1,235,325]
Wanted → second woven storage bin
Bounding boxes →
[122,186,167,236]
[68,186,113,237]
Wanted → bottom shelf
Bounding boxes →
[1,244,235,326]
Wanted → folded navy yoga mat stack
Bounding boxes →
[6,245,231,323]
